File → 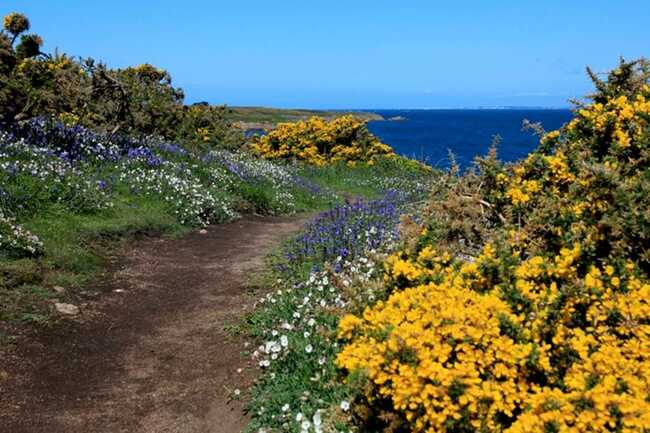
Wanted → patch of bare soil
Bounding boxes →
[0,215,307,433]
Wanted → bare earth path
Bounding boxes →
[1,215,306,433]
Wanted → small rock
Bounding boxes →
[54,302,79,316]
[52,286,66,294]
[199,229,208,234]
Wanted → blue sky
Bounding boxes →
[5,1,649,108]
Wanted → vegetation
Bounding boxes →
[0,12,243,150]
[0,11,432,334]
[253,115,397,166]
[6,8,648,433]
[241,59,650,433]
[335,59,650,433]
[225,106,382,129]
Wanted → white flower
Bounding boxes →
[264,341,281,353]
[282,403,290,412]
[280,335,289,347]
[340,400,350,411]
[307,318,316,327]
[296,413,303,422]
[313,410,323,433]
[233,389,241,396]
[301,420,311,430]
[305,344,313,354]
[304,331,311,338]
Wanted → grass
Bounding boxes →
[300,157,436,198]
[226,106,383,126]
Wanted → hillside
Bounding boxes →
[224,106,383,130]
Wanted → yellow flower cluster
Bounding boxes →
[196,127,211,142]
[572,90,650,152]
[337,71,650,432]
[339,240,650,432]
[58,112,80,127]
[252,115,395,166]
[131,63,167,81]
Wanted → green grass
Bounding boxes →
[226,106,383,126]
[300,157,436,198]
[0,195,187,329]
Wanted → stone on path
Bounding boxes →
[54,302,79,316]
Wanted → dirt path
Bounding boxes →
[0,215,306,433]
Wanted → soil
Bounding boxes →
[0,215,307,433]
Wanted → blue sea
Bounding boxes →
[366,109,573,169]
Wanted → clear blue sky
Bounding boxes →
[5,1,649,108]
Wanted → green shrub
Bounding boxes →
[0,11,244,150]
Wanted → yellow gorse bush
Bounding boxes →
[337,60,650,433]
[252,115,395,166]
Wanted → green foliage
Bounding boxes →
[177,103,245,150]
[15,33,42,59]
[0,11,244,150]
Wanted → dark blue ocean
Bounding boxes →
[366,109,573,169]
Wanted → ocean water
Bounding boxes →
[366,109,574,169]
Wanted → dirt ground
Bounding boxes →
[0,215,306,433]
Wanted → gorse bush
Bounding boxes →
[336,59,650,433]
[0,11,244,150]
[252,115,395,166]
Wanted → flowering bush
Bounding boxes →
[252,115,395,166]
[337,59,650,433]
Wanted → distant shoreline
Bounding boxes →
[227,106,383,131]
[226,105,572,131]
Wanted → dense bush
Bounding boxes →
[0,12,244,150]
[252,115,395,166]
[337,59,650,433]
